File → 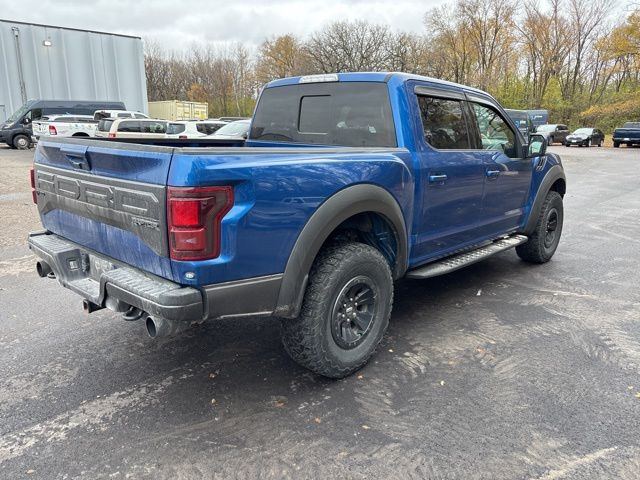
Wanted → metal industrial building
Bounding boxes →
[0,19,147,122]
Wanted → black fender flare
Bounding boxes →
[522,164,566,235]
[274,183,408,318]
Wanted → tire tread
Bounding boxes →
[517,191,563,264]
[281,242,393,378]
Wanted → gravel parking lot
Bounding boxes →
[1,144,639,479]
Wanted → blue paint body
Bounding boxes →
[33,72,562,287]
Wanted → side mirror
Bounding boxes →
[22,117,31,125]
[527,134,547,157]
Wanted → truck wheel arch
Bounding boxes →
[522,164,566,235]
[274,184,408,318]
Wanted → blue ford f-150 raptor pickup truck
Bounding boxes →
[28,72,566,378]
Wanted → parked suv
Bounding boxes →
[536,124,569,145]
[94,118,168,139]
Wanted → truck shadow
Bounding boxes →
[114,252,533,401]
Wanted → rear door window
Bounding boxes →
[417,96,471,149]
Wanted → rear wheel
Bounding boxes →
[281,242,393,378]
[613,142,620,148]
[517,191,563,264]
[12,134,30,150]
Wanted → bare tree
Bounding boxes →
[560,0,614,99]
[305,21,392,72]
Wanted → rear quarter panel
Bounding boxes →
[167,148,415,286]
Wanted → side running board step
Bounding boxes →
[405,234,528,279]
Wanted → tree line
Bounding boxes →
[144,0,640,130]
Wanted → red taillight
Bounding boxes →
[108,132,116,138]
[30,167,37,204]
[167,186,234,260]
[48,125,57,135]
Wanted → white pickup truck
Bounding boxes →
[32,115,97,140]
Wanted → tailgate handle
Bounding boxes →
[60,146,90,170]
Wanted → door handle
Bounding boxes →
[486,169,500,179]
[429,174,448,183]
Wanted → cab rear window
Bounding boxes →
[250,82,396,147]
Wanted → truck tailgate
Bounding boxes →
[33,138,175,280]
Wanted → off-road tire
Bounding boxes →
[517,191,563,264]
[281,242,393,378]
[13,134,30,150]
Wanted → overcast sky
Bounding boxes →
[3,0,449,52]
[3,0,635,53]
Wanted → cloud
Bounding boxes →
[1,0,446,52]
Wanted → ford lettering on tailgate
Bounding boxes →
[35,164,167,255]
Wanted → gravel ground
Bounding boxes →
[0,143,639,479]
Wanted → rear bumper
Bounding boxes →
[28,231,204,322]
[28,231,285,322]
[613,137,640,143]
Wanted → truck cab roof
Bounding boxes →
[266,72,490,96]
